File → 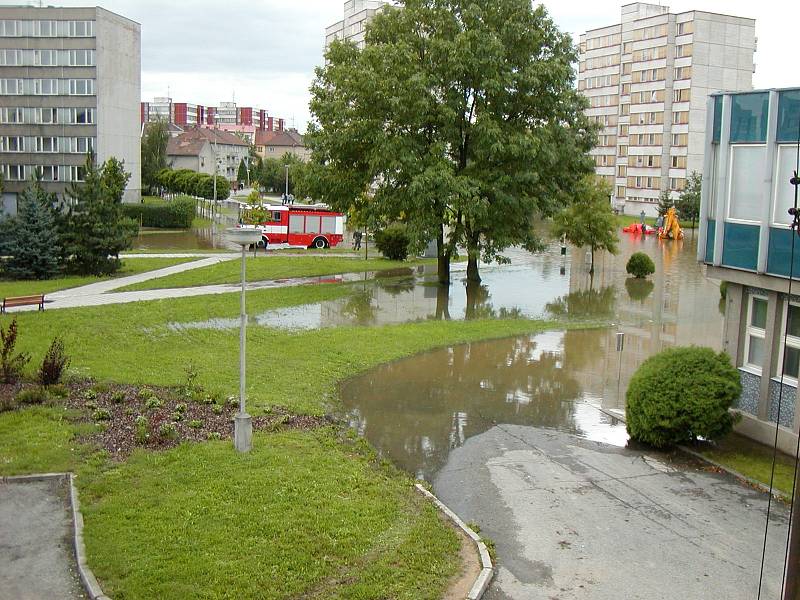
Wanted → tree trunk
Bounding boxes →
[437,225,451,285]
[589,247,595,275]
[466,233,481,283]
[435,283,451,321]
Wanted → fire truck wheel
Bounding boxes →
[313,237,328,249]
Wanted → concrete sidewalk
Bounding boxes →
[435,425,791,600]
[0,478,86,599]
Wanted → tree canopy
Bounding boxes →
[675,171,701,228]
[306,0,596,282]
[141,121,170,195]
[552,176,619,274]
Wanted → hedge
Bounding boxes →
[122,197,196,229]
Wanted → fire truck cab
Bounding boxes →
[246,204,345,249]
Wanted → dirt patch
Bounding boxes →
[442,519,483,600]
[1,381,329,460]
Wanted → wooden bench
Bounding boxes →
[1,294,46,314]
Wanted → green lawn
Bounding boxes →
[4,284,557,415]
[699,433,797,496]
[0,282,561,599]
[117,256,434,292]
[0,257,198,298]
[78,431,459,600]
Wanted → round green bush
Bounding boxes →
[374,223,410,261]
[626,347,741,448]
[626,252,655,279]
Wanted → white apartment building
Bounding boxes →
[578,3,755,216]
[0,6,141,213]
[325,0,388,51]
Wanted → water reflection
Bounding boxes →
[340,330,629,481]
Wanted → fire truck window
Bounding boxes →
[289,215,304,233]
[272,212,281,222]
[321,216,336,234]
[305,216,321,234]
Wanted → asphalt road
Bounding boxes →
[0,478,86,600]
[434,425,791,600]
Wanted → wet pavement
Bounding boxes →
[0,478,86,599]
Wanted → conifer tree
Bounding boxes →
[1,173,62,280]
[657,189,674,217]
[61,153,137,276]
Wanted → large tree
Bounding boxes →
[61,153,138,276]
[552,176,619,275]
[306,0,595,283]
[141,121,169,196]
[674,171,701,229]
[0,173,62,280]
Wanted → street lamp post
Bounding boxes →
[225,226,263,453]
[284,164,289,204]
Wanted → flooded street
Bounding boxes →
[340,232,723,481]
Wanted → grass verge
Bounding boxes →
[116,256,434,292]
[0,257,198,298]
[698,433,797,495]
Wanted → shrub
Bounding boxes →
[212,404,224,415]
[145,396,162,410]
[720,281,728,300]
[626,347,741,448]
[15,387,49,406]
[0,396,17,413]
[93,408,111,421]
[134,416,149,444]
[82,389,98,401]
[47,384,69,399]
[374,223,410,261]
[111,391,127,404]
[188,420,203,429]
[206,432,222,441]
[1,319,31,384]
[38,337,70,386]
[121,196,196,228]
[171,411,183,422]
[626,252,655,279]
[175,402,188,414]
[158,423,178,440]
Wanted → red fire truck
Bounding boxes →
[241,204,345,249]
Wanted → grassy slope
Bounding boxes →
[79,431,459,600]
[0,257,197,298]
[700,433,797,495]
[117,256,434,292]
[4,284,556,415]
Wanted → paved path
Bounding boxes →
[0,479,86,599]
[434,425,791,600]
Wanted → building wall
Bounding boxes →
[578,3,755,217]
[325,0,388,50]
[95,7,140,203]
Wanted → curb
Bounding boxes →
[2,473,110,600]
[414,484,494,600]
[593,407,792,501]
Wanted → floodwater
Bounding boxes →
[338,232,726,482]
[130,201,242,251]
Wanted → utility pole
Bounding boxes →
[284,164,289,200]
[785,464,800,600]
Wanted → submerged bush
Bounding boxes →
[626,252,655,279]
[374,223,410,261]
[626,347,741,448]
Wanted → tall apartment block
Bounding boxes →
[325,0,388,51]
[0,6,141,214]
[578,3,755,216]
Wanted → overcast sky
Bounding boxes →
[2,0,796,132]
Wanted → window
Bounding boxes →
[731,92,770,143]
[322,216,337,234]
[778,304,800,383]
[676,44,693,58]
[623,42,632,54]
[0,136,24,152]
[620,103,630,116]
[69,165,86,182]
[744,296,768,372]
[671,155,687,169]
[69,21,94,37]
[619,124,629,137]
[70,108,95,124]
[0,49,22,65]
[616,185,626,198]
[672,111,689,125]
[729,145,766,221]
[622,62,632,76]
[289,214,304,233]
[37,108,58,124]
[777,89,800,143]
[69,49,94,66]
[673,89,691,103]
[0,79,23,95]
[674,67,692,81]
[672,133,688,146]
[677,21,694,36]
[621,83,631,96]
[69,79,94,95]
[38,165,59,181]
[36,137,57,152]
[617,165,627,177]
[4,164,25,180]
[0,20,20,36]
[618,145,628,157]
[670,177,686,191]
[34,79,57,95]
[0,107,23,123]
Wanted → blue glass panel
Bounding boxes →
[767,227,800,277]
[705,219,715,263]
[777,89,800,143]
[730,93,769,143]
[712,96,723,143]
[721,222,759,271]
